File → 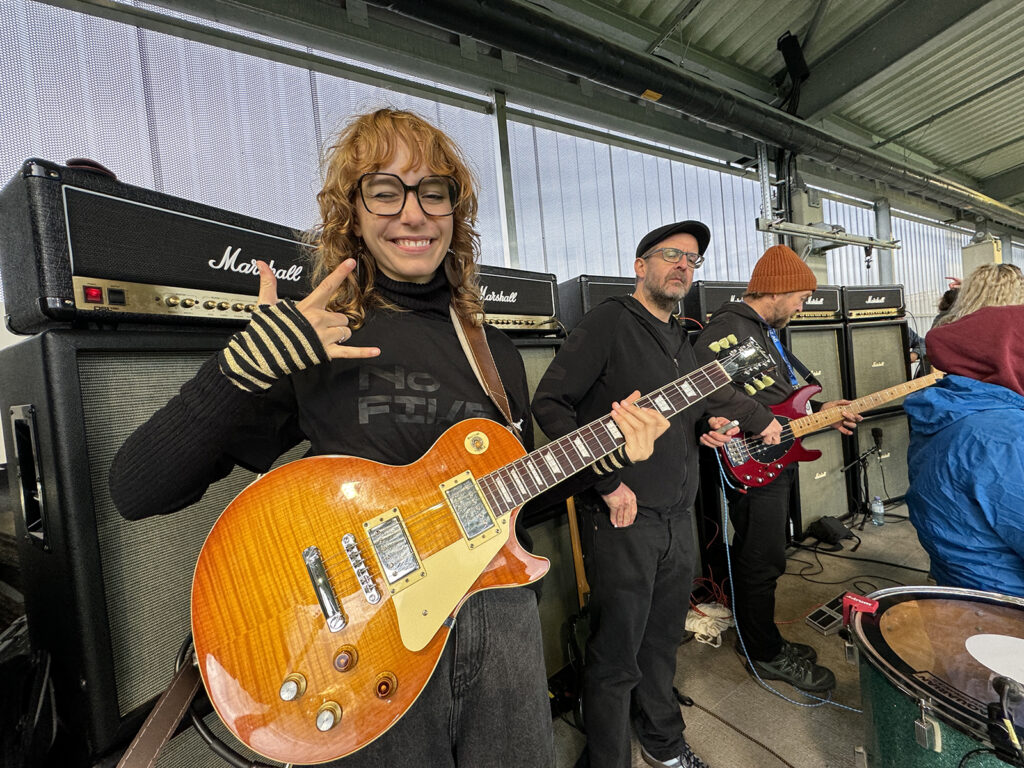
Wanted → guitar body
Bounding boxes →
[191,418,549,765]
[720,385,823,487]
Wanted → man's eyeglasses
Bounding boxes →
[642,248,705,268]
[358,173,458,217]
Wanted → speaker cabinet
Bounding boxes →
[785,324,847,401]
[845,320,910,408]
[0,331,304,763]
[791,429,850,536]
[850,410,911,503]
[557,275,635,332]
[512,338,560,452]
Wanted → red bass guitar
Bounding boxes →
[719,372,943,487]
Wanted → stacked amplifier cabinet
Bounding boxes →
[477,264,560,335]
[0,158,310,334]
[842,285,911,505]
[559,273,688,332]
[0,331,306,766]
[682,280,746,326]
[784,285,851,534]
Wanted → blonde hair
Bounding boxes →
[307,109,483,328]
[935,263,1024,326]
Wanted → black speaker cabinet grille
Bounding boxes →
[787,326,846,401]
[847,323,909,406]
[78,352,307,718]
[794,429,848,533]
[854,411,911,502]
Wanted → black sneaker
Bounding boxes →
[733,639,816,664]
[640,741,711,768]
[747,645,836,692]
[782,640,818,664]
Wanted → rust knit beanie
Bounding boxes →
[746,245,818,294]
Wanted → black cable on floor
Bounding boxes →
[691,701,798,768]
[958,747,997,767]
[792,543,931,574]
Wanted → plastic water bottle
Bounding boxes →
[871,495,885,526]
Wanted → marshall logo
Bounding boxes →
[479,284,519,304]
[805,297,824,305]
[865,296,888,304]
[871,361,886,368]
[729,294,744,302]
[814,471,828,480]
[209,246,304,282]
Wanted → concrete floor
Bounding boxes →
[553,503,934,768]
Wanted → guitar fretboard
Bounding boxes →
[788,372,943,438]
[477,359,732,516]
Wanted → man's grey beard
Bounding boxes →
[643,280,689,312]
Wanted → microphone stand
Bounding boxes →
[842,445,878,530]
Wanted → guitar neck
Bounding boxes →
[788,372,942,438]
[478,359,732,516]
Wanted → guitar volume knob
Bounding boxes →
[316,701,342,731]
[279,673,307,701]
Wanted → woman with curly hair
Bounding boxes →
[933,263,1024,327]
[109,108,666,767]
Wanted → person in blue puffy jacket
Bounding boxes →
[905,304,1024,597]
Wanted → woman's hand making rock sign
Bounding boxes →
[219,258,380,392]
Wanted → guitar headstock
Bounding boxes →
[712,336,776,389]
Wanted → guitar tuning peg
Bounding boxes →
[744,383,756,395]
[718,336,732,349]
[760,374,775,387]
[708,341,721,353]
[727,334,738,345]
[753,378,766,390]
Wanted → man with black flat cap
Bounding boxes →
[534,220,733,768]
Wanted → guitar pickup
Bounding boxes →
[440,471,501,548]
[365,510,425,595]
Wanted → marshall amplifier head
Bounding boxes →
[682,281,747,325]
[476,264,559,334]
[842,285,905,321]
[791,285,842,323]
[558,273,687,332]
[0,158,312,334]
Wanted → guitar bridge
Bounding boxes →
[723,440,748,467]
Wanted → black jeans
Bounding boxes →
[726,467,796,662]
[578,497,697,768]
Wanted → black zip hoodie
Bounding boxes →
[692,300,822,434]
[532,295,703,513]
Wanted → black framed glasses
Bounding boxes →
[357,173,458,216]
[642,247,705,268]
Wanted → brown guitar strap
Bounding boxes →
[451,306,522,441]
[116,659,201,768]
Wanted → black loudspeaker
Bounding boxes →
[851,410,911,503]
[791,429,850,536]
[785,323,847,401]
[845,320,910,407]
[511,338,581,677]
[0,330,303,764]
[557,274,636,332]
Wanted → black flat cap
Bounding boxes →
[635,220,711,260]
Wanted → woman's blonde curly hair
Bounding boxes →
[306,109,484,329]
[935,263,1024,326]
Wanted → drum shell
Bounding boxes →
[852,586,1024,767]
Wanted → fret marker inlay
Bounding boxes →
[573,437,591,458]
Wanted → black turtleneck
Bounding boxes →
[373,268,452,318]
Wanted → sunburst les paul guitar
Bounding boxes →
[190,338,774,764]
[719,371,943,487]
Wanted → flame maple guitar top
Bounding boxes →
[191,418,549,765]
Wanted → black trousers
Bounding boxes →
[578,497,697,768]
[725,467,796,662]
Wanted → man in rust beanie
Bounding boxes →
[904,304,1024,596]
[692,244,859,693]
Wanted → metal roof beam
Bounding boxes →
[799,0,1007,122]
[981,164,1024,204]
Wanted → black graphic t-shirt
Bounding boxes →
[227,307,532,469]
